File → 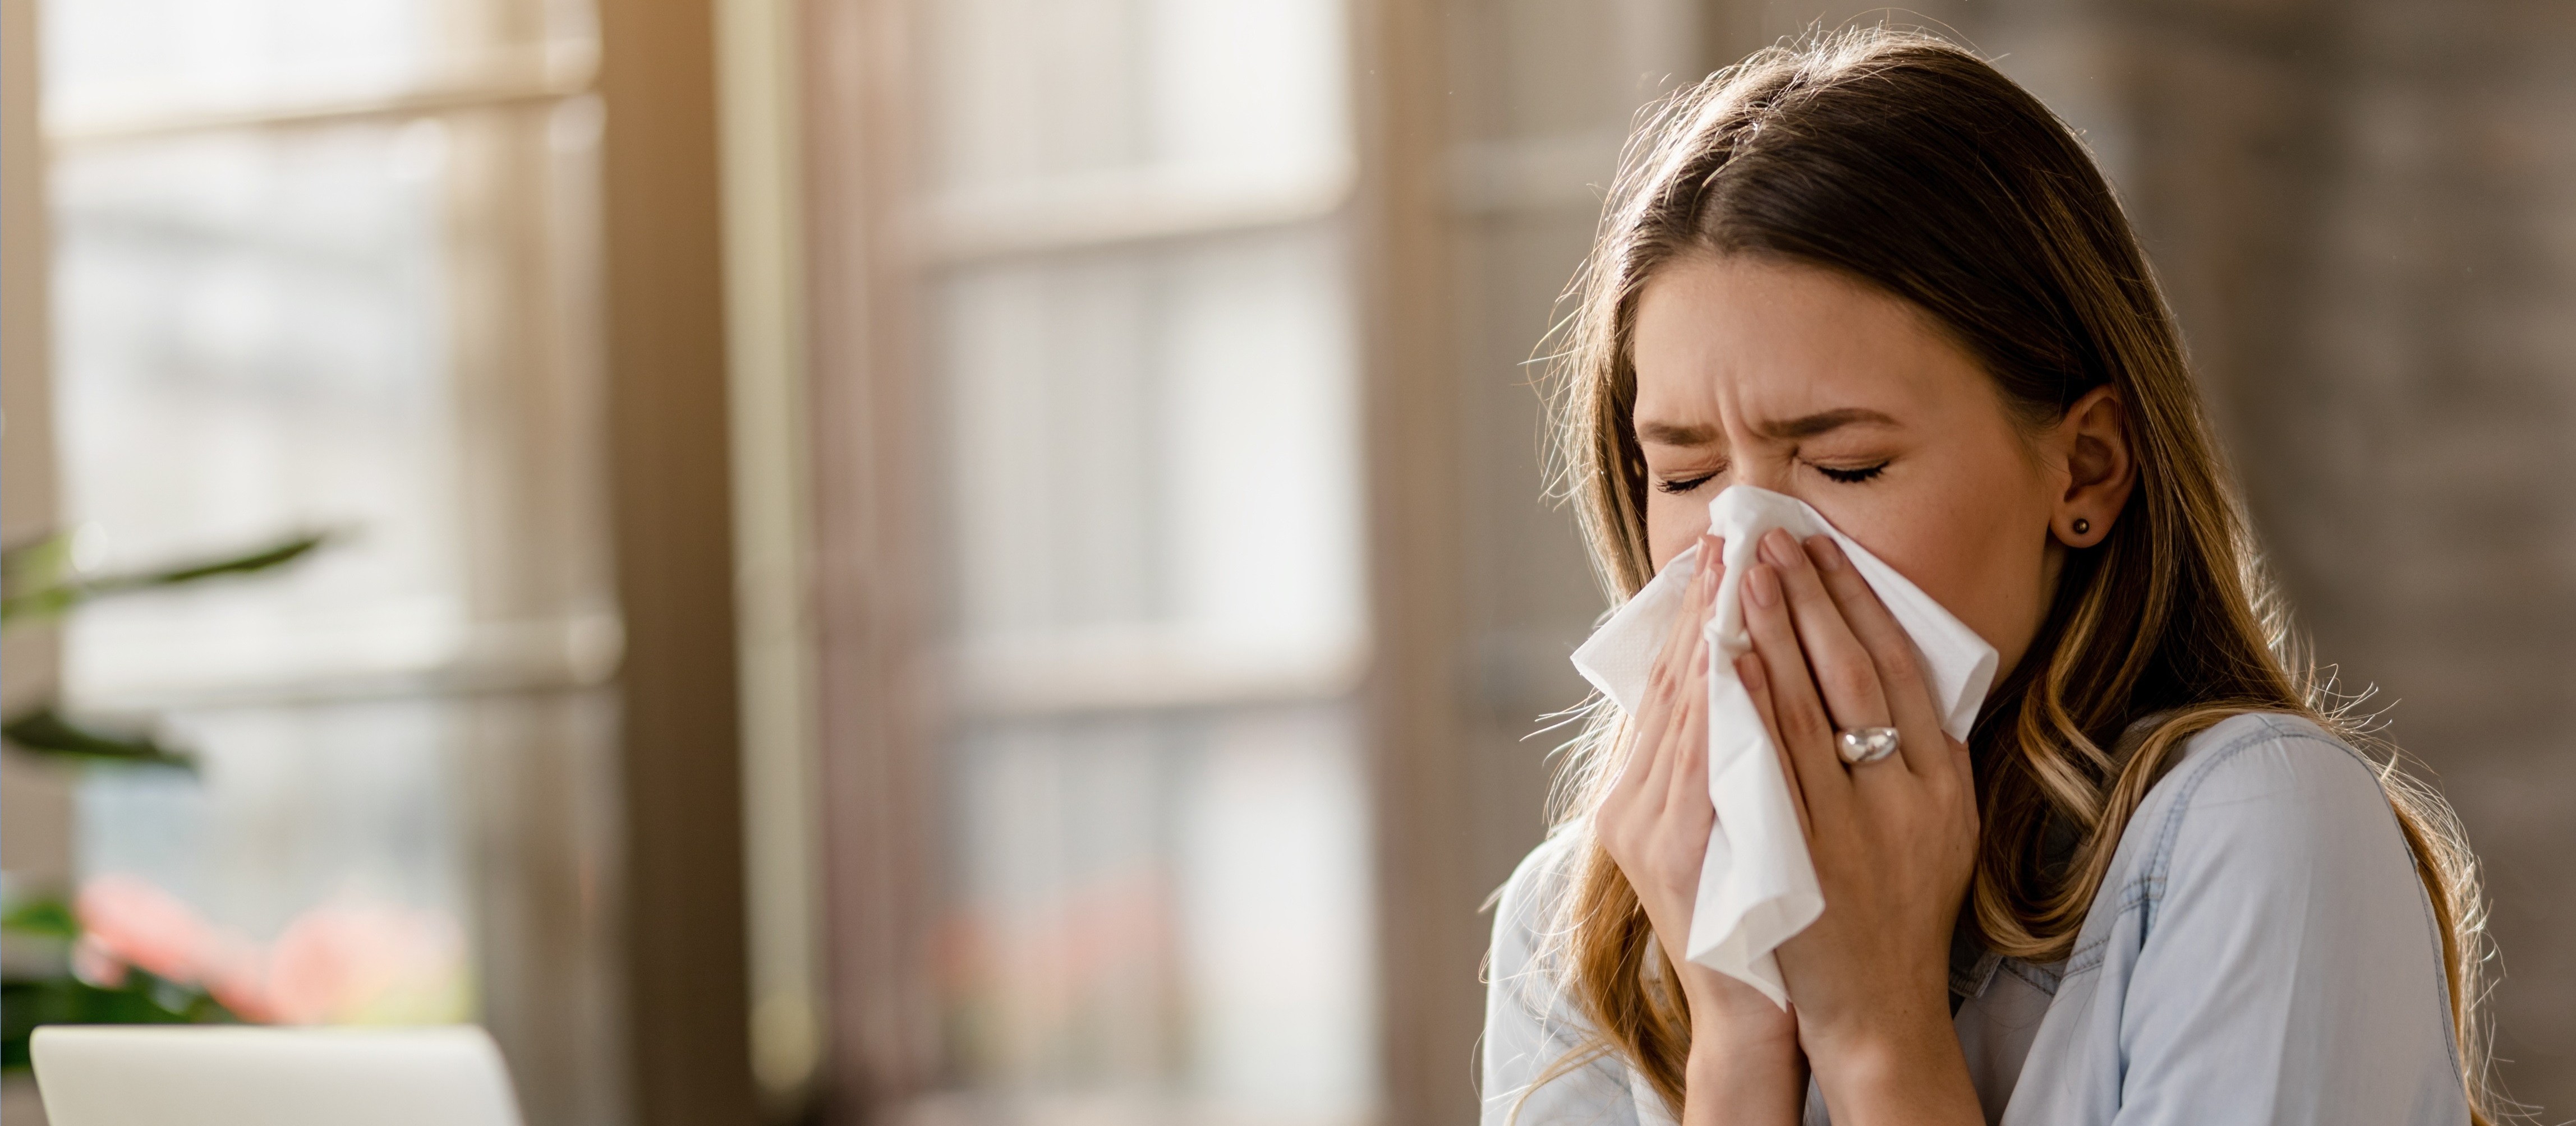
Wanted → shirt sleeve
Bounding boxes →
[1484,832,1650,1126]
[2110,717,2468,1126]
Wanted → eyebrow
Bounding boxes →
[1635,408,1898,446]
[1757,407,1898,440]
[1636,420,1719,446]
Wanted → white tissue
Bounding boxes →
[1569,486,1998,1007]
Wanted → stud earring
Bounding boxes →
[2072,517,2091,537]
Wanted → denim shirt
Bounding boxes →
[1482,713,2468,1125]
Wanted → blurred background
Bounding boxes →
[1,0,2569,1124]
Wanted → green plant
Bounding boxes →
[0,529,326,770]
[1,529,329,1068]
[0,898,241,1069]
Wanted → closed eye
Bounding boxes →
[1654,472,1719,495]
[1813,462,1888,484]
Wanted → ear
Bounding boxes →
[2051,385,2134,548]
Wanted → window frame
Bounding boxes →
[796,0,1470,1122]
[17,3,763,1123]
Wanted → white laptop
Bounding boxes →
[30,1025,525,1126]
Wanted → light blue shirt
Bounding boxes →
[1483,712,2468,1125]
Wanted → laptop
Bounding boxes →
[30,1025,525,1126]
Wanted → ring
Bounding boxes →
[1837,726,1901,765]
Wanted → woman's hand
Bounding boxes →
[1597,535,1805,1125]
[1733,528,1981,1124]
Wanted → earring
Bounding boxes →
[2072,517,2091,537]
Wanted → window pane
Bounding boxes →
[41,0,594,126]
[924,0,1348,190]
[937,227,1361,651]
[52,101,614,702]
[937,706,1372,1120]
[74,699,473,1020]
[72,690,628,1124]
[42,6,617,1120]
[53,123,470,697]
[927,226,1369,1119]
[914,1,1367,1118]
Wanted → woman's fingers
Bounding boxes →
[1757,529,1894,755]
[1651,539,1718,693]
[1799,534,1956,783]
[1664,635,1713,819]
[1648,540,1723,809]
[1620,539,1721,806]
[1737,653,1811,837]
[1741,558,1851,819]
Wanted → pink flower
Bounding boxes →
[67,875,466,1025]
[196,933,279,1022]
[74,874,214,986]
[263,903,465,1025]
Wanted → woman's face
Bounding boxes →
[1630,252,2132,681]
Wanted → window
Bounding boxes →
[813,0,1377,1120]
[39,1,624,1120]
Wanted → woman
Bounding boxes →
[1483,29,2492,1126]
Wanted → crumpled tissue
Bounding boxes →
[1569,485,1998,1007]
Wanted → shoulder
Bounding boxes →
[1484,827,1653,1125]
[2136,711,2398,856]
[2062,718,2469,1122]
[2123,712,2423,929]
[1496,827,1586,935]
[1485,827,1600,1053]
[1490,827,1587,993]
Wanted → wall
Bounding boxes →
[1952,0,2576,1110]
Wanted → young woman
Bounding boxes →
[1483,30,2492,1126]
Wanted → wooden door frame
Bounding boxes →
[1350,0,1479,1120]
[595,0,760,1120]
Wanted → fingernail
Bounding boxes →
[1762,528,1798,566]
[1748,564,1780,607]
[1809,536,1846,572]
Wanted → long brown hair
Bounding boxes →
[1535,27,2494,1120]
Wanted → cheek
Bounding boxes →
[1832,455,2054,650]
[1643,490,1712,574]
[1883,504,2036,639]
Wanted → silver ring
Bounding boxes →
[1837,726,1901,765]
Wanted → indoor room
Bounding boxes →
[3,1,2571,1124]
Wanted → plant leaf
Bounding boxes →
[1,971,239,1071]
[0,533,73,598]
[1,707,196,772]
[0,898,79,940]
[94,532,330,593]
[1,530,330,628]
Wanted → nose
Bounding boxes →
[1732,462,1797,496]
